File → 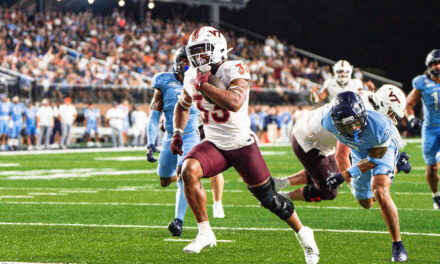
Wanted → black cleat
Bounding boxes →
[168,218,183,237]
[433,196,440,209]
[391,242,408,262]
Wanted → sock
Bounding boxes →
[433,192,440,198]
[278,191,291,200]
[213,200,222,207]
[175,179,188,221]
[197,221,212,234]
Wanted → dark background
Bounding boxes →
[57,0,440,92]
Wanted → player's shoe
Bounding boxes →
[273,177,290,192]
[433,196,440,209]
[295,226,320,264]
[391,242,408,262]
[213,202,225,218]
[168,218,183,237]
[183,231,216,253]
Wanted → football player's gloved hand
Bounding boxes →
[194,70,210,91]
[146,144,160,162]
[397,152,411,173]
[170,133,183,156]
[326,171,345,191]
[409,116,422,130]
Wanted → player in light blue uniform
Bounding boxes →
[146,46,224,237]
[24,100,38,150]
[0,95,11,150]
[406,49,440,209]
[84,102,101,147]
[322,92,408,262]
[8,96,25,150]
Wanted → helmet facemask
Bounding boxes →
[187,42,216,72]
[335,69,351,85]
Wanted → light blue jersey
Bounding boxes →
[84,108,100,134]
[25,106,38,136]
[413,75,440,126]
[322,110,399,200]
[151,72,199,134]
[413,75,440,165]
[0,101,11,135]
[10,102,24,123]
[9,102,24,138]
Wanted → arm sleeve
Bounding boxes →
[412,76,423,91]
[147,110,161,145]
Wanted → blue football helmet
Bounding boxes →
[331,91,368,140]
[426,49,440,77]
[173,46,189,76]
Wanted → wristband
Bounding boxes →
[173,128,184,135]
[347,165,362,178]
[407,115,415,122]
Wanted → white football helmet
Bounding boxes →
[186,26,231,72]
[333,60,353,86]
[373,84,407,125]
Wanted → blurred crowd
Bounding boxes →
[0,6,371,105]
[0,93,416,151]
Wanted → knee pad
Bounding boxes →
[303,184,337,202]
[248,177,294,220]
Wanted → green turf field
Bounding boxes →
[0,141,438,263]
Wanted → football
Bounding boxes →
[201,74,227,104]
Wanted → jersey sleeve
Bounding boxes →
[353,79,364,91]
[151,73,164,92]
[229,60,251,82]
[412,75,425,91]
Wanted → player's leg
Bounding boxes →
[181,141,229,253]
[168,132,200,236]
[60,123,67,148]
[371,146,407,262]
[279,136,338,203]
[421,125,440,208]
[157,134,177,187]
[210,173,225,218]
[230,142,319,264]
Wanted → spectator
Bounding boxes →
[24,99,38,150]
[0,95,10,150]
[84,102,101,147]
[106,101,124,147]
[130,104,148,146]
[36,98,54,149]
[8,96,25,150]
[119,99,130,146]
[58,97,77,149]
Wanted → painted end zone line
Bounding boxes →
[164,238,234,243]
[0,222,438,237]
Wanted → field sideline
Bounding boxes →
[0,141,439,263]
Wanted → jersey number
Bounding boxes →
[193,95,230,125]
[431,91,439,111]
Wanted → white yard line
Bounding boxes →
[0,196,34,199]
[0,222,437,237]
[0,201,436,212]
[0,163,20,167]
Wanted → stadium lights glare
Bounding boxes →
[88,0,94,4]
[118,0,125,7]
[148,1,155,9]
